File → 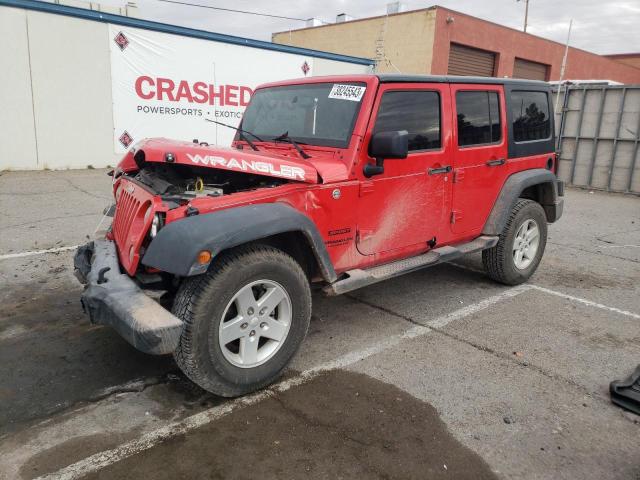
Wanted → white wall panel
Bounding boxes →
[0,8,38,170]
[27,11,118,169]
[0,4,372,170]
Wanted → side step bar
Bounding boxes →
[324,235,498,296]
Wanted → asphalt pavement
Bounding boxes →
[0,169,638,480]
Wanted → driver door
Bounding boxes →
[356,84,452,257]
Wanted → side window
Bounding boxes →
[510,91,550,142]
[456,91,502,147]
[373,91,441,151]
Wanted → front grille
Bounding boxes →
[111,179,154,275]
[113,187,142,248]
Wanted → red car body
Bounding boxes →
[75,74,563,366]
[110,75,556,278]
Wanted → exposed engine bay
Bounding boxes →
[123,161,288,205]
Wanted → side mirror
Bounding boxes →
[365,130,409,177]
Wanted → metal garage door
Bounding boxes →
[447,43,496,77]
[513,58,549,81]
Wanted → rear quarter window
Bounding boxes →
[510,91,551,142]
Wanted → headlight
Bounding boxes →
[150,213,162,238]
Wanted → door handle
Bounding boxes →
[428,165,452,175]
[486,158,506,167]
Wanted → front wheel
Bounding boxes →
[173,245,311,397]
[482,199,547,285]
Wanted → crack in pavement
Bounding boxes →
[62,177,112,201]
[86,376,173,403]
[0,374,180,441]
[596,228,640,242]
[345,293,613,408]
[0,191,73,196]
[1,212,100,230]
[547,241,640,264]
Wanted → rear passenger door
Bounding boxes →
[450,85,508,235]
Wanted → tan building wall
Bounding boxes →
[273,9,437,74]
[273,6,640,84]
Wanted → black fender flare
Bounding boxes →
[142,203,337,281]
[482,169,562,236]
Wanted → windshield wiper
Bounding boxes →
[205,118,262,151]
[273,132,311,159]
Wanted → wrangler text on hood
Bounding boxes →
[186,154,307,181]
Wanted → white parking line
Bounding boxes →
[448,262,640,319]
[427,285,530,328]
[35,284,530,480]
[0,245,80,260]
[529,285,640,320]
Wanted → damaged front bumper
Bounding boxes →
[74,240,183,355]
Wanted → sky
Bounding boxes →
[98,0,639,55]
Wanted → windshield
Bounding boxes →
[237,82,366,148]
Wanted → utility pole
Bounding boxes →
[555,19,573,114]
[558,19,573,83]
[517,0,530,32]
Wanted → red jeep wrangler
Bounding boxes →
[75,74,564,396]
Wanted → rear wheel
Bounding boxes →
[173,245,311,397]
[482,199,547,285]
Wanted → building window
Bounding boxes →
[510,91,551,142]
[456,91,501,147]
[373,91,441,151]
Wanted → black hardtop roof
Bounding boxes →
[376,74,550,87]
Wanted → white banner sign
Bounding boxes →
[109,25,314,153]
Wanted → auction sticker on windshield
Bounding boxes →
[328,84,366,102]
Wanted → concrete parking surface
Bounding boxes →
[1,169,639,479]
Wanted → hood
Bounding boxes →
[131,138,326,184]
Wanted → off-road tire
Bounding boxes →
[482,199,547,285]
[173,245,311,397]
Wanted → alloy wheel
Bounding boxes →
[512,219,540,270]
[218,279,292,368]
